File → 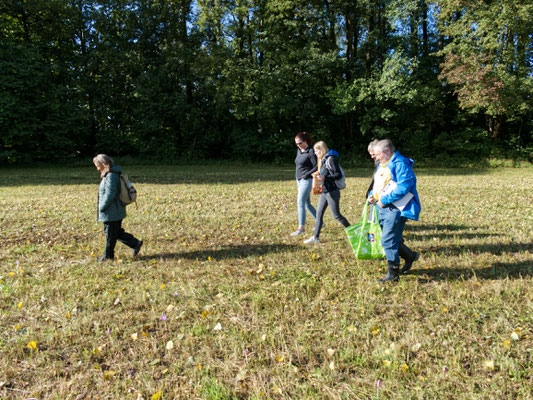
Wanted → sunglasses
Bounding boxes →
[295,141,303,145]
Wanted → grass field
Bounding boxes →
[0,164,532,399]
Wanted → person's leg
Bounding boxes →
[116,220,141,249]
[378,207,405,264]
[313,193,328,238]
[301,178,317,221]
[296,179,307,229]
[102,221,120,259]
[326,190,350,228]
[378,207,406,282]
[399,238,419,274]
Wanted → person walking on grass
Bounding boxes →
[291,132,318,236]
[367,139,420,282]
[93,154,142,261]
[304,141,350,244]
[365,139,380,199]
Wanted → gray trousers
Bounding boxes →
[313,190,350,238]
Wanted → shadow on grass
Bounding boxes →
[408,224,472,232]
[137,243,299,261]
[405,223,502,240]
[411,259,533,281]
[427,242,532,257]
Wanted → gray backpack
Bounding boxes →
[326,157,346,190]
[117,172,137,206]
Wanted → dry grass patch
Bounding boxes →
[0,165,531,399]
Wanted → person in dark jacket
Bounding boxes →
[291,131,318,236]
[304,141,350,244]
[93,154,142,261]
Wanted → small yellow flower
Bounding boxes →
[151,391,162,400]
[103,370,116,380]
[400,363,409,372]
[27,341,37,350]
[383,360,392,367]
[9,272,15,276]
[371,325,380,335]
[18,302,22,309]
[502,339,511,349]
[161,284,165,290]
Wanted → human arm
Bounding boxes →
[99,173,120,212]
[378,162,415,206]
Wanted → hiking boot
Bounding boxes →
[401,252,419,274]
[379,262,400,283]
[133,240,143,257]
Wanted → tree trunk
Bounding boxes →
[487,115,504,139]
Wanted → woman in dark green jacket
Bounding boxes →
[93,154,142,261]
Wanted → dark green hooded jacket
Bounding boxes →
[97,164,127,222]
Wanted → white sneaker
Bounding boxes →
[304,236,320,244]
[290,229,305,236]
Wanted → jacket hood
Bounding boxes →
[326,149,339,158]
[109,164,122,173]
[388,151,413,168]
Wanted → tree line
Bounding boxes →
[1,0,532,164]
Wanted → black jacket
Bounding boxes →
[295,147,318,180]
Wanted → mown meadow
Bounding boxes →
[0,164,532,399]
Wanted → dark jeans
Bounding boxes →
[103,220,140,259]
[313,190,350,238]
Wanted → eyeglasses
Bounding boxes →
[295,141,303,146]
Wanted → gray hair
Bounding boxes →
[375,139,396,154]
[367,139,380,152]
[93,154,114,168]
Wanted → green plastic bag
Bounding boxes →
[345,203,385,259]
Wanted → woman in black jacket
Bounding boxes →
[304,141,350,244]
[291,132,318,236]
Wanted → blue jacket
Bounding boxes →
[373,151,421,221]
[97,164,127,222]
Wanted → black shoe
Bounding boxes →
[401,252,419,274]
[97,256,113,262]
[133,240,143,257]
[379,262,400,283]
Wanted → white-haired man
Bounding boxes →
[368,139,421,282]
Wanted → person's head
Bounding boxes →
[295,132,313,151]
[367,139,380,159]
[93,154,114,173]
[313,141,329,161]
[374,139,396,164]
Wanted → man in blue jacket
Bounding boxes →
[368,139,421,282]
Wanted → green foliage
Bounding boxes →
[0,0,531,163]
